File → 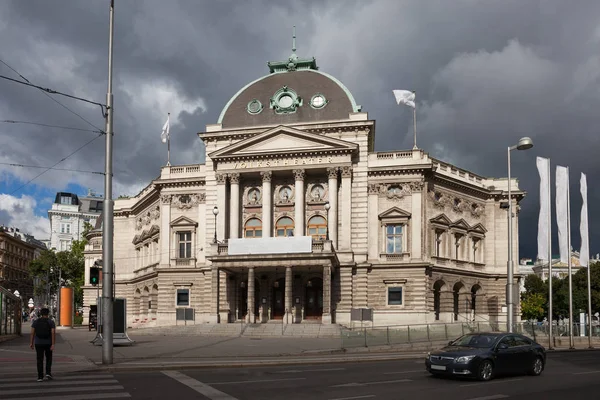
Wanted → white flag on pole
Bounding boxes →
[160,114,170,143]
[555,166,570,263]
[536,157,550,261]
[580,172,590,267]
[392,90,416,108]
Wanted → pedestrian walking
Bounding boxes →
[30,308,55,382]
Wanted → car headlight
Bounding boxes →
[455,355,476,364]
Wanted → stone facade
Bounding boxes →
[83,50,525,328]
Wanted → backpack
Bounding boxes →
[35,318,51,339]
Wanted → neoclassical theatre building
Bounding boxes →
[83,50,523,328]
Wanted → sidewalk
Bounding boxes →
[2,326,599,374]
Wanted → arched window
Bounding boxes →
[244,218,262,238]
[276,217,294,237]
[307,215,327,240]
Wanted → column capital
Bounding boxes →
[368,183,381,194]
[293,169,305,181]
[261,171,272,182]
[327,167,338,179]
[340,165,353,178]
[229,172,240,184]
[215,173,227,185]
[160,194,172,204]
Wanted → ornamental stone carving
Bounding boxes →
[368,183,381,194]
[215,173,227,185]
[340,166,353,178]
[261,171,272,182]
[229,173,240,184]
[172,193,203,210]
[150,206,160,220]
[385,184,410,200]
[428,190,450,209]
[327,167,338,179]
[409,181,425,192]
[428,190,486,219]
[160,194,172,204]
[293,169,305,181]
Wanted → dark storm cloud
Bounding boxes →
[1,0,599,257]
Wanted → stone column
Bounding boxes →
[340,166,352,250]
[247,267,255,323]
[367,184,380,260]
[216,173,227,242]
[210,266,220,323]
[410,181,423,259]
[327,167,338,248]
[293,169,305,236]
[261,171,272,237]
[322,265,332,324]
[229,173,240,239]
[285,266,292,324]
[159,194,171,265]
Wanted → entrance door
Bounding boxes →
[304,278,323,319]
[271,278,285,319]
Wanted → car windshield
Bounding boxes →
[449,334,498,348]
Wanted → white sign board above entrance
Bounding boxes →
[228,236,313,255]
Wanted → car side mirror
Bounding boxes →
[497,343,509,351]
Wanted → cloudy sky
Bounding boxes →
[1,0,599,259]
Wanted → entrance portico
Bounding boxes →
[208,240,336,324]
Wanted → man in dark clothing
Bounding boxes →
[30,308,56,382]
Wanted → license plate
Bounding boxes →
[431,365,446,371]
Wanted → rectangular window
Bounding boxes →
[178,231,192,258]
[66,224,71,234]
[386,224,403,254]
[60,196,71,205]
[61,224,65,233]
[176,289,190,306]
[388,287,403,305]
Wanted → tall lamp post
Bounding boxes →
[324,202,330,241]
[213,206,219,243]
[507,137,533,333]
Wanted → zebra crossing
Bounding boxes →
[0,374,131,400]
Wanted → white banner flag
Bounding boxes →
[580,172,590,267]
[555,166,570,263]
[392,90,416,108]
[536,157,550,261]
[160,114,170,143]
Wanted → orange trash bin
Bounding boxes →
[59,287,73,327]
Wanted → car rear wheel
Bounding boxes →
[529,356,544,376]
[477,360,494,381]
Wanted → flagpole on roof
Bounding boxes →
[413,96,417,150]
[161,113,171,166]
[392,89,417,149]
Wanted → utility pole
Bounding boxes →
[101,0,115,365]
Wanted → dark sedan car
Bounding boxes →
[425,332,546,381]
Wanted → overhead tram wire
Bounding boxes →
[0,59,107,133]
[1,119,103,134]
[0,162,104,176]
[8,132,104,196]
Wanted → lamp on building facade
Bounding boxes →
[506,136,533,333]
[324,202,330,241]
[212,206,219,244]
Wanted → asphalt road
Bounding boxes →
[2,350,600,400]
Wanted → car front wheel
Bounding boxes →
[477,360,494,381]
[529,356,544,376]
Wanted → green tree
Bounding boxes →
[29,249,58,302]
[521,293,546,321]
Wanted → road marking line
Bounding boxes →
[162,370,238,400]
[383,369,424,374]
[0,385,124,396]
[207,377,306,385]
[0,375,115,383]
[332,379,411,387]
[465,395,508,400]
[1,393,131,400]
[275,368,346,373]
[461,378,522,387]
[573,370,600,375]
[0,379,118,388]
[328,395,376,400]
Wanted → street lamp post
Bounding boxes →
[213,206,219,244]
[506,136,533,333]
[324,202,330,241]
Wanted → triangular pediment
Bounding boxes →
[170,216,198,227]
[209,125,358,159]
[469,223,487,234]
[430,214,452,226]
[379,206,411,219]
[451,218,471,231]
